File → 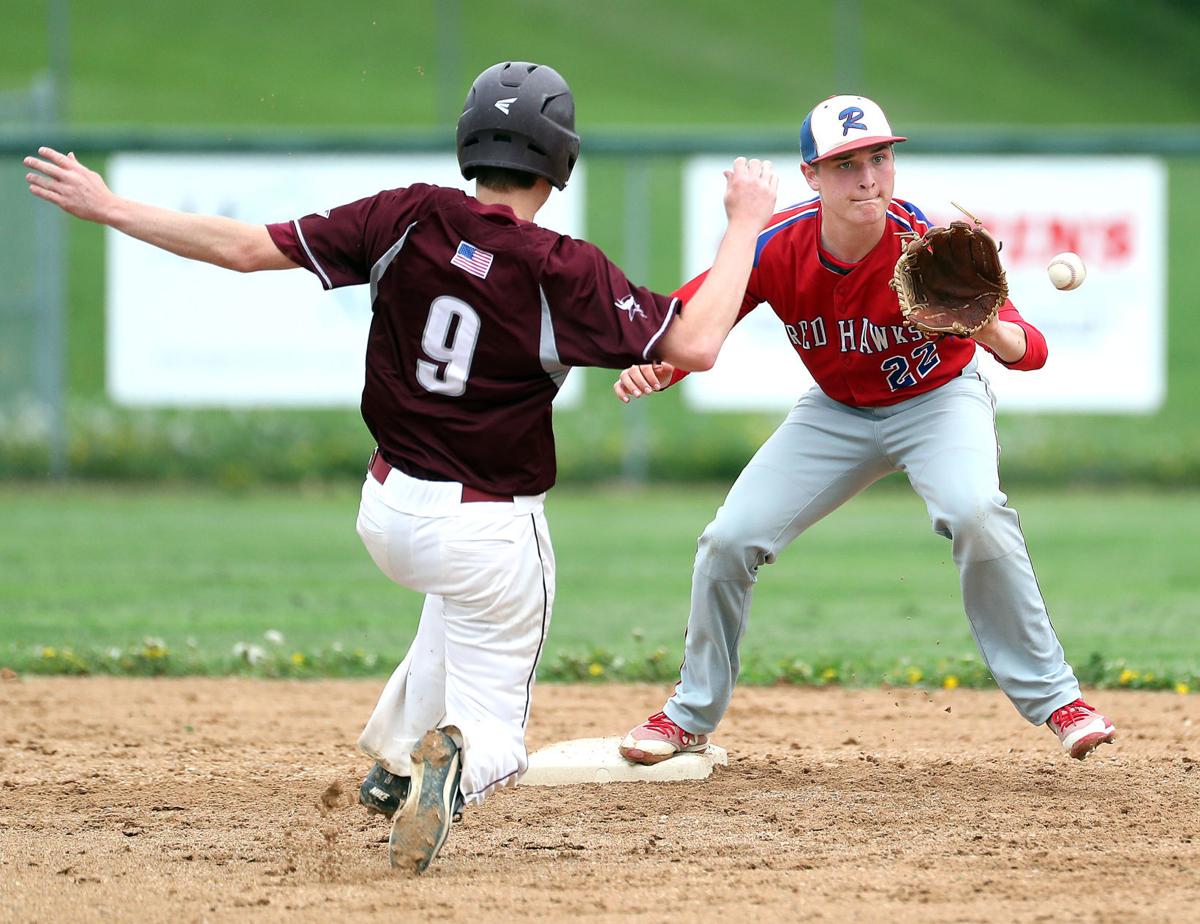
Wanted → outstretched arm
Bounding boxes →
[972,303,1048,370]
[653,157,776,371]
[971,316,1027,363]
[24,147,296,273]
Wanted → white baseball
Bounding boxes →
[1047,252,1086,291]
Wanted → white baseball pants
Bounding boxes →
[355,466,555,806]
[665,359,1082,733]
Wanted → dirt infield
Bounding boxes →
[1,678,1196,923]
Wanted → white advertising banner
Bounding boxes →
[107,154,587,407]
[682,155,1167,413]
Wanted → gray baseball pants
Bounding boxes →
[664,359,1081,733]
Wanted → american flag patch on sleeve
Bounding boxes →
[450,241,494,279]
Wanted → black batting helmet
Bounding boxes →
[456,62,580,190]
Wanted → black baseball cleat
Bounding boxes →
[359,762,409,818]
[388,727,465,874]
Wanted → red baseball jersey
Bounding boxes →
[674,197,1047,406]
[267,184,679,495]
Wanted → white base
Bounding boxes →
[520,736,728,786]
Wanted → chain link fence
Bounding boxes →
[1,73,66,476]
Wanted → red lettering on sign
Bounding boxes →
[1105,221,1132,261]
[1003,215,1029,264]
[925,212,1136,268]
[1047,221,1083,256]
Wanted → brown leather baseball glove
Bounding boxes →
[890,219,1009,337]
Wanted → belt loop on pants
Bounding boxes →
[368,449,514,503]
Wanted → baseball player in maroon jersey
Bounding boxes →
[24,62,777,874]
[614,95,1116,765]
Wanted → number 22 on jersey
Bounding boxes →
[881,339,941,392]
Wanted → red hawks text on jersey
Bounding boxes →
[673,198,1047,407]
[267,184,680,495]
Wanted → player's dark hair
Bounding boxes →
[472,166,540,192]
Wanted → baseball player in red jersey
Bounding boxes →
[24,62,778,873]
[615,95,1116,765]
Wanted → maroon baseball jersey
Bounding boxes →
[267,184,678,495]
[670,197,1047,405]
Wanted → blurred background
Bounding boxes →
[2,0,1198,689]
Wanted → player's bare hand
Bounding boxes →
[24,148,117,223]
[723,156,778,230]
[613,362,675,403]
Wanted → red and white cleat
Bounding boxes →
[619,711,709,765]
[1047,699,1116,760]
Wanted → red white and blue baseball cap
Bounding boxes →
[800,95,906,165]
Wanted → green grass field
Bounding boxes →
[3,482,1197,689]
[6,1,1200,129]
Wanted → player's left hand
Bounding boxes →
[613,362,675,403]
[968,314,1029,363]
[24,147,116,223]
[890,220,1007,337]
[969,314,1002,342]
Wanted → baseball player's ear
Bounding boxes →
[801,162,820,192]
